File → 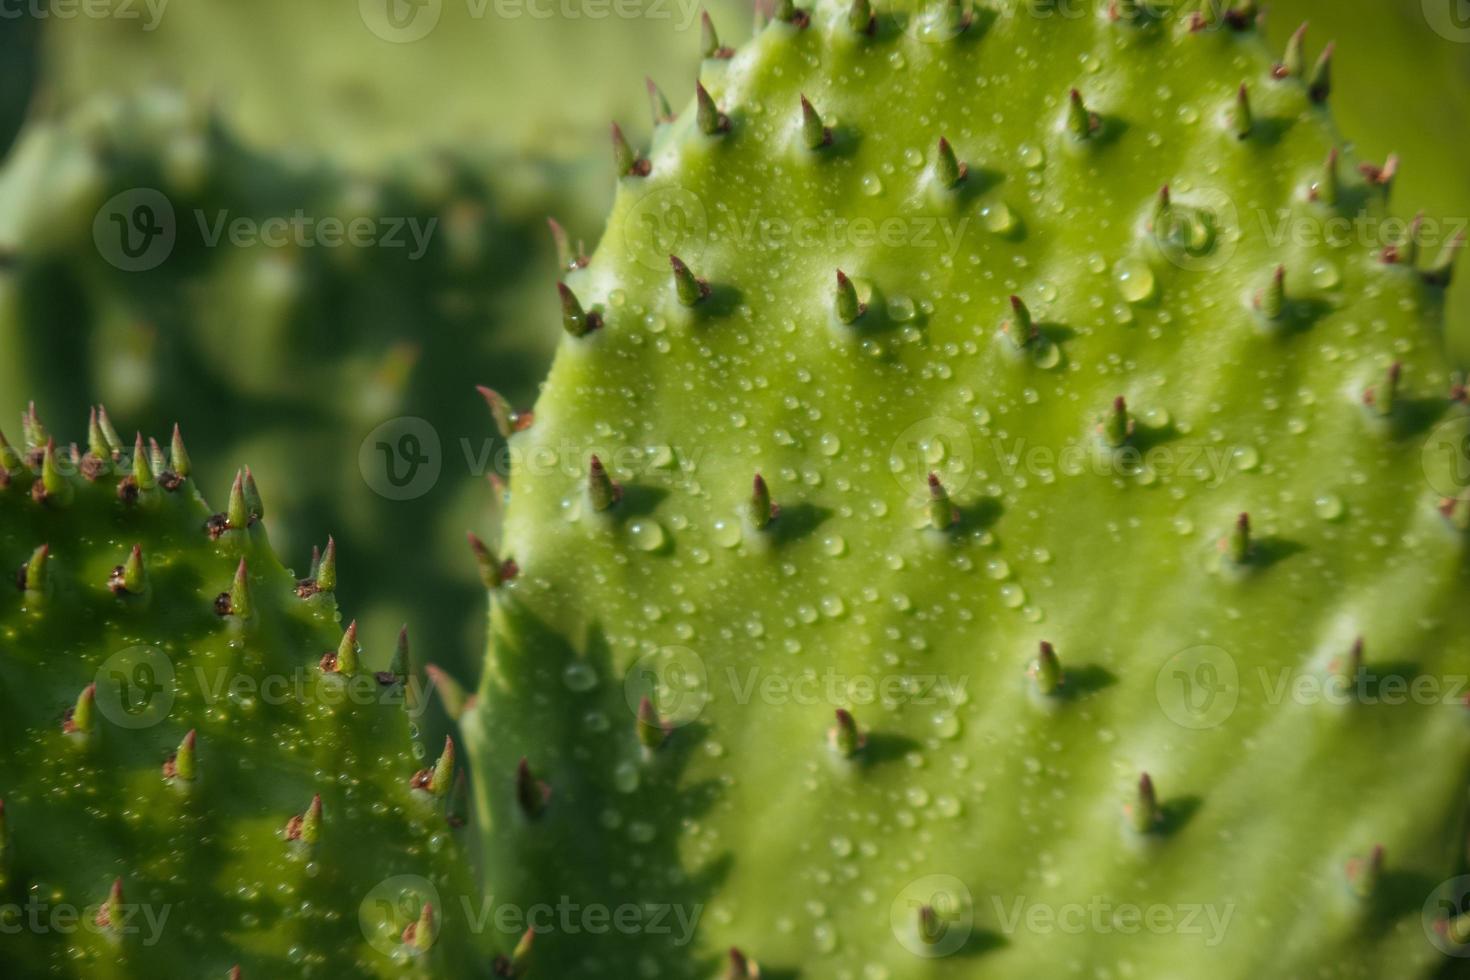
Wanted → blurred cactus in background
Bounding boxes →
[0,90,553,681]
[1272,0,1470,361]
[0,0,749,684]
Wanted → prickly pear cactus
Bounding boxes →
[464,2,1470,976]
[0,408,482,977]
[1270,0,1470,363]
[0,89,556,682]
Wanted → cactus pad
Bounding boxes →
[0,409,480,977]
[464,2,1470,977]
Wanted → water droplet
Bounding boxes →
[614,761,640,793]
[820,594,846,618]
[887,295,916,321]
[981,201,1015,234]
[1315,493,1345,521]
[823,535,847,557]
[1113,258,1156,304]
[1232,446,1261,473]
[999,583,1026,608]
[860,173,884,196]
[1310,260,1341,290]
[819,433,842,456]
[628,520,665,551]
[562,662,598,692]
[712,519,742,548]
[1019,143,1045,170]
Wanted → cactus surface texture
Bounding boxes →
[0,409,480,977]
[462,2,1470,977]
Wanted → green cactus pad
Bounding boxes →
[1270,0,1470,364]
[464,2,1470,976]
[0,409,481,977]
[0,89,560,687]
